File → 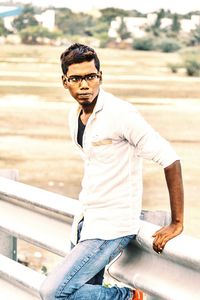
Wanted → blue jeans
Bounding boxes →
[39,220,134,300]
[71,219,105,286]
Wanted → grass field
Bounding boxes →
[1,44,200,100]
[0,44,200,272]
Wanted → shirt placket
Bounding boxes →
[74,112,96,159]
[82,113,96,159]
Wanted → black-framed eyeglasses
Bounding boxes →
[64,73,100,85]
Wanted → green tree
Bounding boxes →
[128,10,146,17]
[75,13,95,36]
[99,7,129,25]
[191,25,200,45]
[19,25,61,44]
[154,10,164,28]
[91,21,108,36]
[163,9,174,18]
[0,17,10,36]
[185,59,200,76]
[55,8,75,34]
[55,8,95,36]
[157,38,181,52]
[133,36,155,51]
[147,10,164,37]
[92,7,130,44]
[12,4,38,32]
[183,11,200,19]
[171,14,181,33]
[117,18,131,40]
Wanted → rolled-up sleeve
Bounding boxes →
[121,105,180,168]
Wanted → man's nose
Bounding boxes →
[80,78,89,88]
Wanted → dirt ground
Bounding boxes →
[0,45,200,273]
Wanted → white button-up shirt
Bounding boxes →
[69,89,179,243]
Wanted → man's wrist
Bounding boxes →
[171,221,184,231]
[171,219,183,225]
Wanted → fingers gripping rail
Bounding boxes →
[109,221,200,300]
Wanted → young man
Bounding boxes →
[39,43,184,300]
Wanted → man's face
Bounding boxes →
[62,59,102,107]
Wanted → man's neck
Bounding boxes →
[80,96,98,124]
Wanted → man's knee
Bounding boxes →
[39,277,57,300]
[39,277,72,300]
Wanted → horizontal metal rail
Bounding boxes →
[0,254,44,300]
[0,176,82,256]
[0,176,80,220]
[0,176,200,300]
[109,221,200,300]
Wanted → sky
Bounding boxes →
[1,0,200,14]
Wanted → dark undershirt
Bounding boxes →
[77,112,86,148]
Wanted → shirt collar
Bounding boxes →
[93,87,104,114]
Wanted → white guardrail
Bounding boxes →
[0,171,200,300]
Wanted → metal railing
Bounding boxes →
[0,174,200,300]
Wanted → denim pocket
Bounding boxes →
[108,235,134,263]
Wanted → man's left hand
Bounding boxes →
[152,222,183,253]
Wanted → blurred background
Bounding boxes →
[0,0,200,274]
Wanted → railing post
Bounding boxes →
[0,232,17,260]
[0,169,18,261]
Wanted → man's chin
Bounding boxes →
[77,96,94,106]
[80,100,93,107]
[76,93,98,107]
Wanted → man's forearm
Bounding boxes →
[164,160,184,226]
[152,160,184,253]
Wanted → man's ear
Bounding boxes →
[99,71,103,84]
[62,75,68,89]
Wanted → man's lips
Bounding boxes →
[78,93,92,98]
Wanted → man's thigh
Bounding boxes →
[40,235,134,299]
[57,236,134,296]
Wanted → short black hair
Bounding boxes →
[60,43,100,75]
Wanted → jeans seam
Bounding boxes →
[55,255,93,297]
[55,240,108,297]
[55,237,134,298]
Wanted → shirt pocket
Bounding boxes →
[90,138,113,163]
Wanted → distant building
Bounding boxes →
[123,17,147,38]
[0,6,22,31]
[180,15,200,33]
[109,14,200,39]
[35,9,55,31]
[0,6,56,32]
[109,16,148,38]
[146,13,157,26]
[160,18,172,29]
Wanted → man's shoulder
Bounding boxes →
[102,89,137,113]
